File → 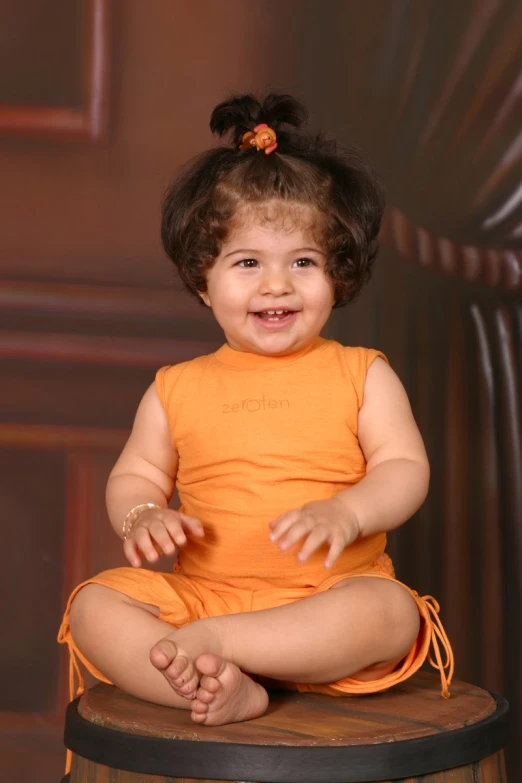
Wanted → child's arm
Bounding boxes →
[337,357,430,535]
[107,383,204,567]
[269,358,429,566]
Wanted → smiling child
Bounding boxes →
[59,93,452,729]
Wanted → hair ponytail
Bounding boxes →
[210,93,308,151]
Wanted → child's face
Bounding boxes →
[199,204,335,355]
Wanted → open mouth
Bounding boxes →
[253,309,295,322]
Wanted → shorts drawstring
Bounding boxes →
[58,624,86,773]
[420,593,454,698]
[69,643,86,700]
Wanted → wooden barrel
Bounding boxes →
[63,671,508,783]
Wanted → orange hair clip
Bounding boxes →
[239,123,278,155]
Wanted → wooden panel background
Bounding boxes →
[0,0,109,140]
[1,1,521,781]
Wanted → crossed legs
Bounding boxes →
[68,577,419,725]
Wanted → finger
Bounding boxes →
[269,510,301,541]
[297,526,328,562]
[159,517,191,549]
[268,513,285,530]
[148,521,178,555]
[279,518,314,550]
[123,538,142,568]
[132,526,160,562]
[177,513,205,537]
[325,531,346,568]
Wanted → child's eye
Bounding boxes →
[237,258,258,268]
[293,257,315,267]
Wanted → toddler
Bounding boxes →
[59,93,453,731]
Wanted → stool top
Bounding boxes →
[67,672,508,782]
[79,672,494,747]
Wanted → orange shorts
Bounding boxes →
[58,554,453,700]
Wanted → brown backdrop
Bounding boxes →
[1,1,521,781]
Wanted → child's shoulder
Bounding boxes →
[157,351,212,376]
[155,352,214,400]
[320,341,388,406]
[323,339,387,371]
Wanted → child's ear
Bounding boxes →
[198,290,211,307]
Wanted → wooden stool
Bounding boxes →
[63,671,508,783]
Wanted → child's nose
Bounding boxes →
[259,269,293,296]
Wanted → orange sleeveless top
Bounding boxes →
[155,337,388,590]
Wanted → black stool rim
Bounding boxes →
[64,692,509,783]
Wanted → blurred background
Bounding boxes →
[1,1,521,780]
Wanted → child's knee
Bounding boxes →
[350,577,421,662]
[383,581,421,657]
[69,583,118,640]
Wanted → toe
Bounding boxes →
[188,668,201,689]
[180,676,198,696]
[191,711,207,723]
[199,675,220,693]
[195,653,226,678]
[167,655,190,682]
[195,688,214,704]
[172,661,189,681]
[191,700,209,714]
[150,639,178,670]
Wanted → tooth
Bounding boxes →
[266,310,275,314]
[275,310,284,314]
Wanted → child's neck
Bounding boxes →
[215,337,325,369]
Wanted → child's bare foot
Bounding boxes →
[190,653,269,725]
[149,639,200,700]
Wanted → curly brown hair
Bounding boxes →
[161,93,385,307]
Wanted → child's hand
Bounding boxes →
[123,508,204,568]
[268,497,360,568]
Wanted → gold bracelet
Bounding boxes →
[122,503,162,541]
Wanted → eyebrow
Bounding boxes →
[223,246,324,258]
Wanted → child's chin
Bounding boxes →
[255,337,304,356]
